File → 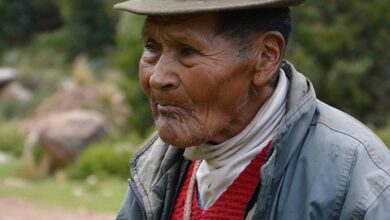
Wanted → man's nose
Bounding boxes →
[149,54,180,91]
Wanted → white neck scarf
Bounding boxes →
[183,69,289,209]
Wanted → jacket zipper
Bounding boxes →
[129,178,148,220]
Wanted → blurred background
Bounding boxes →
[0,0,389,219]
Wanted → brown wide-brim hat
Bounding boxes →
[114,0,305,15]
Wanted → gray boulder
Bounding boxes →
[0,68,15,91]
[0,82,32,102]
[22,110,107,171]
[0,68,32,102]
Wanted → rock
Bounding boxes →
[0,82,32,102]
[34,81,129,128]
[0,68,16,91]
[22,110,107,170]
[0,68,32,102]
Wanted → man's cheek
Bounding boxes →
[138,64,153,94]
[138,75,149,93]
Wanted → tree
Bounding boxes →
[0,0,33,50]
[59,0,115,57]
[287,0,390,126]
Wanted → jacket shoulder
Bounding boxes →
[313,101,390,219]
[314,100,390,173]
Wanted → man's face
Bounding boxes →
[140,13,258,147]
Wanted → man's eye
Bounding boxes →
[180,45,197,57]
[144,40,160,53]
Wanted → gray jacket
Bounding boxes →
[116,62,390,220]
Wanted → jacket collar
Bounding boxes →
[130,135,187,219]
[268,60,317,179]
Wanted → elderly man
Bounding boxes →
[114,0,390,219]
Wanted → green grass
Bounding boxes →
[0,158,128,213]
[0,157,19,179]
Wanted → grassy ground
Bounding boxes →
[0,157,127,213]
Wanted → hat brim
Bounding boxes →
[114,0,304,15]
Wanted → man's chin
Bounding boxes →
[156,121,205,148]
[159,134,192,148]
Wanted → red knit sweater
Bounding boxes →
[171,142,271,220]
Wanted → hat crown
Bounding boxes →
[114,0,305,15]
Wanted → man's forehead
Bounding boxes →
[142,13,218,38]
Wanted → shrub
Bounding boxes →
[68,141,133,180]
[0,120,25,157]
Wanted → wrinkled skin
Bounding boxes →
[139,13,284,147]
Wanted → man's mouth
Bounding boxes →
[150,94,193,119]
[151,99,183,117]
[156,103,181,114]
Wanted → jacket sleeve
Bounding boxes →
[363,186,390,220]
[116,189,144,220]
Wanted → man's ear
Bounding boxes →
[252,31,285,87]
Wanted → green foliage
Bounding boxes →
[287,0,390,126]
[0,0,62,54]
[0,0,115,59]
[115,13,154,136]
[0,120,25,157]
[0,0,33,51]
[115,13,144,75]
[28,29,69,58]
[68,142,132,180]
[29,0,62,31]
[59,0,115,57]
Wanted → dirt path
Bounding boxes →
[0,197,115,220]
